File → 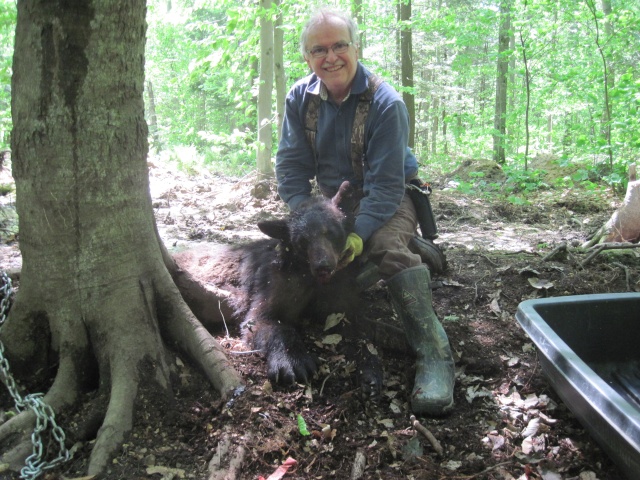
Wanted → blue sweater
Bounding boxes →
[276,62,418,242]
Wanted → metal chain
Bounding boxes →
[0,271,70,479]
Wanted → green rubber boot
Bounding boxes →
[387,265,455,415]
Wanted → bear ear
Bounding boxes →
[332,180,353,208]
[258,219,290,241]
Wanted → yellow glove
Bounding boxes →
[340,233,363,267]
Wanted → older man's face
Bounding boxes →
[304,16,358,101]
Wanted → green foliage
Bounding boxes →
[502,165,549,194]
[2,0,638,181]
[199,128,256,175]
[0,0,15,149]
[0,182,12,196]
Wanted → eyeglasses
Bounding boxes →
[306,41,353,59]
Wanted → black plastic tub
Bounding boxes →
[515,293,640,479]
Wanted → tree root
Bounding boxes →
[1,261,244,477]
[0,347,84,470]
[582,163,640,248]
[207,433,249,480]
[580,242,640,267]
[87,368,137,474]
[154,271,244,399]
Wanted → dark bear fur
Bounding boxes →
[169,182,380,388]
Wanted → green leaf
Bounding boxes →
[297,414,311,436]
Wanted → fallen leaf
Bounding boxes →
[486,433,505,451]
[465,384,493,403]
[579,472,598,480]
[521,436,533,454]
[523,394,540,409]
[389,398,403,414]
[262,380,273,394]
[489,297,501,314]
[297,414,311,436]
[518,266,540,275]
[377,418,395,429]
[538,464,562,480]
[322,334,342,345]
[443,460,462,471]
[146,466,186,479]
[324,312,346,331]
[528,277,554,290]
[522,342,535,353]
[507,356,520,367]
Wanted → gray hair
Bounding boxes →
[299,8,359,58]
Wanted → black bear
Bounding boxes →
[169,182,374,387]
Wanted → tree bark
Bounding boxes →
[273,0,285,142]
[0,1,242,475]
[583,164,640,247]
[493,0,511,164]
[256,0,274,180]
[400,0,415,149]
[146,80,161,151]
[519,0,531,170]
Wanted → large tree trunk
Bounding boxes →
[583,164,640,247]
[0,1,242,475]
[493,0,511,164]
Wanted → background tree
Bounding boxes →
[399,0,415,149]
[586,0,613,170]
[0,0,637,215]
[493,0,511,164]
[257,0,275,179]
[274,0,286,141]
[137,0,640,187]
[518,0,532,168]
[0,0,241,474]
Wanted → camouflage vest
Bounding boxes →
[304,73,384,184]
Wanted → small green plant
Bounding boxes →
[502,165,549,194]
[455,180,477,194]
[0,183,12,196]
[507,194,529,205]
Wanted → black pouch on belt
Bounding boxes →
[406,178,438,240]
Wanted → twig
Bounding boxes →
[451,215,476,227]
[319,368,337,396]
[541,242,567,261]
[469,252,498,266]
[219,300,230,338]
[410,415,443,456]
[443,460,515,479]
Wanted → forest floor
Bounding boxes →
[1,156,639,480]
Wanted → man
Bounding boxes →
[275,8,455,416]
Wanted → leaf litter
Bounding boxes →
[0,159,635,479]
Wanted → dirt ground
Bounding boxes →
[1,158,639,480]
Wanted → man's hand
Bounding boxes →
[338,233,363,269]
